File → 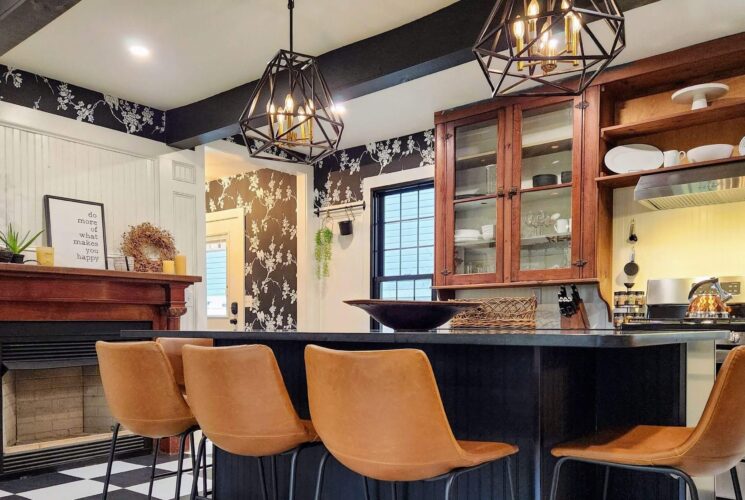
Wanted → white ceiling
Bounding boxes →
[0,0,456,110]
[335,0,745,149]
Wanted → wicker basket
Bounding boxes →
[450,296,537,329]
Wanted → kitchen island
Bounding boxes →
[126,329,728,500]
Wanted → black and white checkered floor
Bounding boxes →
[0,443,212,500]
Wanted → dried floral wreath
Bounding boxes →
[120,222,176,272]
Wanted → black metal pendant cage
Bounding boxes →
[473,0,625,97]
[239,49,344,165]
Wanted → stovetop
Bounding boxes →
[622,318,745,331]
[621,318,745,347]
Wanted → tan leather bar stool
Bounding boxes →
[549,345,745,500]
[156,337,214,494]
[182,344,319,500]
[97,341,201,500]
[305,345,519,500]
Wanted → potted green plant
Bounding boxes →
[0,224,44,263]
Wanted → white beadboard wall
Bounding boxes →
[0,124,159,256]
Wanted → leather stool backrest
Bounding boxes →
[183,344,311,457]
[304,345,465,481]
[156,337,214,389]
[678,345,745,475]
[96,341,194,438]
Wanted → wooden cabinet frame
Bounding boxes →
[509,94,585,283]
[435,93,600,291]
[435,109,507,287]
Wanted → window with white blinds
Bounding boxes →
[372,182,435,303]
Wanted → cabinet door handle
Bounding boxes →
[573,259,588,268]
[441,268,452,276]
[508,187,518,199]
[497,188,505,198]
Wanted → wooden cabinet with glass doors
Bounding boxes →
[434,93,602,290]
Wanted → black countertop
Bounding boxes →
[122,328,729,348]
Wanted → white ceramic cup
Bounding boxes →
[663,150,686,167]
[554,219,570,234]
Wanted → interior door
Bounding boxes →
[206,208,245,330]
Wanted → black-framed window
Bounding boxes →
[372,182,435,302]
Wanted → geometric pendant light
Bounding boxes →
[473,0,625,97]
[239,0,344,164]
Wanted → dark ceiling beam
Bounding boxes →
[166,0,659,150]
[0,0,81,56]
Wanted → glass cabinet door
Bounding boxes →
[513,100,579,278]
[444,115,502,283]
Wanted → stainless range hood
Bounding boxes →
[634,160,745,210]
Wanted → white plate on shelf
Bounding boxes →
[604,144,664,174]
[739,136,745,156]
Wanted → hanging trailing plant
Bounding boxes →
[314,227,333,278]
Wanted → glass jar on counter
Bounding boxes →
[614,291,627,308]
[634,291,646,306]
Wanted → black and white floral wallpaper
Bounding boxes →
[0,64,166,139]
[313,129,435,207]
[206,169,297,331]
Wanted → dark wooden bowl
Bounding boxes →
[344,299,481,331]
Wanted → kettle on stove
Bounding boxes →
[687,277,733,318]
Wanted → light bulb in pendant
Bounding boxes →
[284,94,294,114]
[513,15,526,70]
[527,0,540,42]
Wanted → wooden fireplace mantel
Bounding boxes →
[0,263,202,330]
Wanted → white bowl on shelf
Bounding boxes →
[739,136,745,156]
[686,144,733,163]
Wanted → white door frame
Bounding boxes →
[206,208,245,330]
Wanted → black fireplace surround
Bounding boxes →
[0,321,151,477]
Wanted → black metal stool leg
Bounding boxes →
[189,432,197,475]
[443,472,457,500]
[674,470,699,500]
[390,482,397,500]
[148,437,161,500]
[271,455,278,500]
[363,477,371,500]
[102,423,120,500]
[173,430,190,500]
[602,465,610,500]
[190,435,207,500]
[506,456,516,500]
[733,467,744,500]
[288,447,301,500]
[202,439,208,496]
[257,458,269,500]
[314,449,330,500]
[549,457,569,500]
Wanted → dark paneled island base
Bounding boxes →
[128,329,726,500]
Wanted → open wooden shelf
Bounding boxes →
[600,100,745,141]
[521,182,572,193]
[522,138,573,159]
[596,155,745,189]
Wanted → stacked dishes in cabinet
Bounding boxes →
[613,290,647,328]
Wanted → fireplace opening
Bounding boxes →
[2,366,125,454]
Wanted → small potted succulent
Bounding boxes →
[0,224,44,263]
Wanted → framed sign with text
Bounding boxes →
[43,195,108,269]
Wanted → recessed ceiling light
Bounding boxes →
[128,45,150,58]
